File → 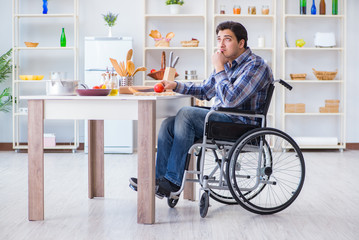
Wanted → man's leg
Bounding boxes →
[163,106,232,187]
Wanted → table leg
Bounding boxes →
[137,100,156,224]
[28,100,44,220]
[88,120,104,198]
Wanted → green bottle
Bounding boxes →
[332,0,338,15]
[60,28,66,47]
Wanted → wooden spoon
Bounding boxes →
[109,58,124,77]
[126,49,133,62]
[120,61,127,76]
[127,60,135,76]
[132,66,147,76]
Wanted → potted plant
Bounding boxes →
[102,12,119,37]
[165,0,184,14]
[0,49,12,113]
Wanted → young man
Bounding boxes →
[130,21,273,198]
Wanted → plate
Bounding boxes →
[76,89,111,96]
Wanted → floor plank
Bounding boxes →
[0,150,358,240]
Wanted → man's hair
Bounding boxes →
[216,21,248,48]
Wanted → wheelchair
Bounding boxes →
[166,79,305,218]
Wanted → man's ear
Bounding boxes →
[238,39,245,48]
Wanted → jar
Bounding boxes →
[248,6,256,15]
[262,5,270,15]
[220,5,226,14]
[119,76,133,86]
[258,35,265,48]
[233,5,241,14]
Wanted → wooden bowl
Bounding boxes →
[147,69,179,80]
[24,42,39,48]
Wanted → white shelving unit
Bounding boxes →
[143,0,207,86]
[12,0,79,151]
[212,0,277,127]
[282,0,346,150]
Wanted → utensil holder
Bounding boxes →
[119,76,133,86]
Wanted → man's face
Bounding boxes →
[216,29,245,62]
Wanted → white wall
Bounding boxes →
[1,0,358,143]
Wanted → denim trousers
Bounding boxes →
[155,106,233,186]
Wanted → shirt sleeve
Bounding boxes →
[213,59,271,108]
[174,70,217,101]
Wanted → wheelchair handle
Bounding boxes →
[276,79,293,91]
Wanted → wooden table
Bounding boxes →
[22,94,193,224]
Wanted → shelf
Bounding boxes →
[213,46,274,51]
[14,80,46,83]
[285,80,343,83]
[15,47,76,51]
[145,14,205,18]
[284,113,343,116]
[13,144,77,150]
[285,14,344,18]
[14,13,76,18]
[214,14,275,19]
[286,144,344,149]
[144,47,206,51]
[284,47,343,51]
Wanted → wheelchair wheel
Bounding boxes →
[196,147,237,205]
[199,191,209,218]
[167,198,179,208]
[226,128,305,215]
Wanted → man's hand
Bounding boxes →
[160,80,177,90]
[212,50,227,73]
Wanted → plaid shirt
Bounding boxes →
[174,48,273,125]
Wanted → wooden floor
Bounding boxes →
[0,150,358,240]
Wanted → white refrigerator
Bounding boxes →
[84,37,133,153]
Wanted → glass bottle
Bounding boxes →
[311,0,316,15]
[332,0,338,15]
[320,0,326,15]
[60,28,66,47]
[42,0,48,14]
[300,0,307,15]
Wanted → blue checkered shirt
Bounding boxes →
[174,48,274,125]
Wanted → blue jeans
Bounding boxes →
[155,106,233,186]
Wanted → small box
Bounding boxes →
[290,73,307,80]
[319,106,339,113]
[285,103,305,113]
[44,133,56,148]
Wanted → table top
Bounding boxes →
[21,94,190,101]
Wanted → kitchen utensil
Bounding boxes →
[76,89,111,96]
[127,60,135,76]
[171,56,179,68]
[109,58,125,77]
[126,49,133,62]
[46,79,78,96]
[169,51,173,67]
[132,66,147,76]
[147,51,179,80]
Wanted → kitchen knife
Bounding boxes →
[172,56,179,68]
[169,51,173,67]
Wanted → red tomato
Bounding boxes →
[92,86,100,89]
[154,83,164,93]
[150,69,156,73]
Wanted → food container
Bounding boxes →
[233,5,241,14]
[46,79,78,96]
[248,6,256,15]
[262,5,270,15]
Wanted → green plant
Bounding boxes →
[0,49,12,113]
[102,12,119,27]
[165,0,184,5]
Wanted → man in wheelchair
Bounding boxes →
[130,21,274,199]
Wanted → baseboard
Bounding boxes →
[0,142,358,151]
[0,143,84,152]
[346,143,359,150]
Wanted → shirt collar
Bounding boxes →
[224,47,252,71]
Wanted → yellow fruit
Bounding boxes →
[295,39,306,48]
[101,85,107,89]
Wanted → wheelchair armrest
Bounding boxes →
[194,105,211,110]
[215,107,261,115]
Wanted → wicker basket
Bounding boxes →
[147,51,179,80]
[180,40,199,47]
[24,42,39,47]
[290,73,307,80]
[312,68,338,80]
